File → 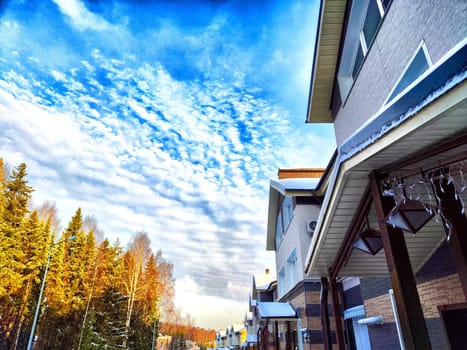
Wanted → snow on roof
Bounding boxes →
[230,323,245,333]
[340,38,467,163]
[253,272,275,291]
[270,177,321,194]
[257,302,296,319]
[245,335,257,344]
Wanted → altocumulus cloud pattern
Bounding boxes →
[0,0,335,328]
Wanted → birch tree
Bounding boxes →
[121,231,151,349]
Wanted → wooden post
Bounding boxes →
[369,171,431,350]
[433,176,467,298]
[286,321,292,350]
[320,277,332,350]
[330,277,345,350]
[274,320,279,350]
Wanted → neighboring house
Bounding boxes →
[227,324,247,350]
[247,269,298,350]
[265,168,333,350]
[305,1,467,350]
[247,269,276,350]
[216,329,228,349]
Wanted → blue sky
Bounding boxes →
[0,0,335,329]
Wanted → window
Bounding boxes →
[385,42,431,104]
[278,267,286,296]
[338,0,390,100]
[286,249,299,288]
[275,195,295,247]
[343,305,371,350]
[278,249,299,298]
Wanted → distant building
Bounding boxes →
[157,335,172,350]
[265,168,330,349]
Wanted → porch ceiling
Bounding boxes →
[307,82,467,277]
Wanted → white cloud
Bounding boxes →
[175,275,247,330]
[52,0,111,31]
[0,0,334,330]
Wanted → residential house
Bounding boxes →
[305,0,467,349]
[247,269,276,350]
[265,168,332,350]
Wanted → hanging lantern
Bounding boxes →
[353,223,383,256]
[386,199,435,234]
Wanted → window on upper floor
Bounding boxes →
[277,249,299,298]
[275,195,295,248]
[286,249,299,288]
[278,267,286,297]
[384,41,432,104]
[338,0,391,101]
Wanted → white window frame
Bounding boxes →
[286,249,298,289]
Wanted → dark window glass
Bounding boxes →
[282,196,293,231]
[381,0,391,11]
[352,44,364,80]
[275,209,283,249]
[363,0,382,48]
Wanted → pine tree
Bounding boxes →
[0,162,34,346]
[93,286,128,348]
[10,211,52,349]
[0,163,34,298]
[3,162,33,228]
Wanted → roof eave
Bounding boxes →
[306,0,348,124]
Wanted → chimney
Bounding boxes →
[277,168,325,179]
[265,268,270,274]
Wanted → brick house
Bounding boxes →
[304,0,467,349]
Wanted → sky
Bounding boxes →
[0,0,335,330]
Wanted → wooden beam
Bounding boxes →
[432,176,467,298]
[330,278,345,350]
[320,277,332,350]
[369,171,431,350]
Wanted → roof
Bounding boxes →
[305,40,467,277]
[270,178,321,196]
[252,271,275,298]
[306,0,348,123]
[245,335,257,343]
[230,324,245,333]
[257,302,296,319]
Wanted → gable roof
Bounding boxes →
[252,270,276,299]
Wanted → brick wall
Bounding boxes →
[281,280,336,348]
[364,293,395,323]
[363,273,464,349]
[418,274,465,317]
